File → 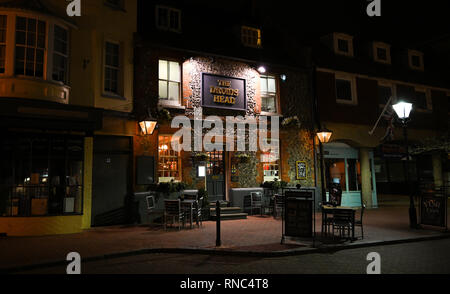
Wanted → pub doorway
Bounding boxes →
[206,150,225,202]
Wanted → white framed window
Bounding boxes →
[241,26,262,48]
[0,15,6,74]
[333,33,353,57]
[103,41,120,95]
[408,49,424,71]
[158,135,181,182]
[261,139,280,182]
[260,75,277,113]
[413,87,432,111]
[52,25,68,83]
[335,74,357,105]
[156,6,181,33]
[158,59,181,105]
[373,42,391,64]
[14,16,46,78]
[377,81,396,106]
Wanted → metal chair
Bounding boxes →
[250,192,263,215]
[145,195,155,225]
[354,202,366,239]
[319,202,334,236]
[332,209,354,240]
[273,194,284,219]
[183,194,203,227]
[164,199,185,230]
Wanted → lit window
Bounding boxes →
[52,25,68,83]
[15,16,46,77]
[104,41,120,94]
[373,42,391,64]
[0,15,6,74]
[261,140,280,182]
[158,135,181,182]
[241,26,262,48]
[156,6,181,32]
[260,75,277,113]
[335,75,357,104]
[408,50,424,71]
[159,59,181,104]
[334,33,353,57]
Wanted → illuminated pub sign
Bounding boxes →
[202,73,246,111]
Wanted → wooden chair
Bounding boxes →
[354,202,366,239]
[164,200,185,230]
[332,209,354,240]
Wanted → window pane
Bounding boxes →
[168,81,179,101]
[267,77,276,93]
[376,47,387,60]
[169,61,180,82]
[159,80,168,99]
[16,17,26,31]
[336,79,352,101]
[325,158,347,191]
[411,55,421,67]
[260,76,267,93]
[159,60,167,80]
[377,85,391,105]
[338,39,349,52]
[16,31,25,45]
[157,7,169,27]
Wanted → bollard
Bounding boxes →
[216,200,221,247]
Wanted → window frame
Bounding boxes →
[377,81,396,107]
[333,33,354,57]
[155,5,182,33]
[157,134,182,183]
[408,49,424,71]
[102,39,123,98]
[335,74,357,105]
[158,59,182,106]
[261,139,280,182]
[259,74,279,114]
[50,23,69,84]
[373,42,391,64]
[241,25,262,48]
[413,87,432,112]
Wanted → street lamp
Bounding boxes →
[392,100,418,229]
[139,108,158,135]
[317,127,333,203]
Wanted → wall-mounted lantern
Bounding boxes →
[316,127,333,143]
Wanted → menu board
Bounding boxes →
[420,195,446,227]
[285,196,313,238]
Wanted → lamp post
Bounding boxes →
[317,127,333,203]
[392,101,417,229]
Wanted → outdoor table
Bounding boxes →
[181,200,197,229]
[321,205,360,241]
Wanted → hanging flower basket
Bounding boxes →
[236,153,251,164]
[193,152,209,162]
[281,116,301,129]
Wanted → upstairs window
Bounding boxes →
[156,6,181,32]
[413,88,431,111]
[52,25,68,83]
[335,75,357,105]
[104,41,120,94]
[15,16,46,77]
[241,26,262,48]
[333,33,353,57]
[158,59,181,105]
[0,15,6,73]
[260,75,277,113]
[408,50,424,71]
[377,82,395,105]
[373,42,391,64]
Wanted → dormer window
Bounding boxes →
[373,42,391,64]
[333,33,353,57]
[156,6,181,33]
[241,26,262,48]
[408,50,424,71]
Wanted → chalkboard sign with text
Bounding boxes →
[420,195,447,228]
[284,196,313,238]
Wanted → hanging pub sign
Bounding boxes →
[202,73,246,111]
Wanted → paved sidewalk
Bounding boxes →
[0,195,448,272]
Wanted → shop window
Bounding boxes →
[335,75,357,104]
[0,135,84,217]
[241,26,262,48]
[333,33,353,57]
[158,59,181,105]
[156,6,181,32]
[15,16,46,77]
[158,135,181,182]
[373,42,391,64]
[0,15,6,74]
[408,50,424,71]
[260,75,277,113]
[104,41,120,95]
[52,25,68,83]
